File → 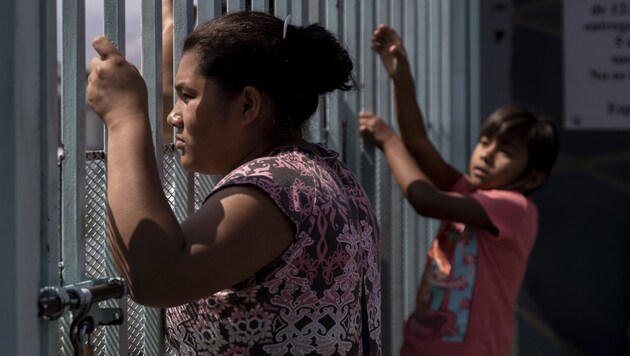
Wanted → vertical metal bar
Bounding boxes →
[103,0,125,154]
[423,0,443,261]
[423,0,440,262]
[104,0,126,54]
[416,1,433,255]
[373,1,392,352]
[103,2,127,355]
[274,0,289,19]
[441,0,452,161]
[450,0,471,172]
[343,0,360,174]
[372,0,387,200]
[413,0,429,315]
[290,0,316,141]
[359,0,376,132]
[60,0,86,355]
[227,0,246,13]
[377,0,406,354]
[324,0,342,156]
[39,0,61,353]
[468,0,481,150]
[359,0,376,200]
[1,0,44,354]
[416,0,429,113]
[251,0,270,13]
[0,4,20,355]
[374,0,390,130]
[173,0,195,216]
[302,0,323,143]
[140,2,167,354]
[143,0,164,171]
[389,2,404,354]
[61,0,86,289]
[400,0,418,335]
[428,0,441,149]
[197,0,222,24]
[291,0,304,25]
[173,0,194,70]
[308,0,320,23]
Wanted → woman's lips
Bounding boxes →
[175,139,185,155]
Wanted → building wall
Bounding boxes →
[510,1,629,354]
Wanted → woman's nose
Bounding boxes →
[167,111,183,129]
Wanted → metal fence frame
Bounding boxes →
[1,0,475,355]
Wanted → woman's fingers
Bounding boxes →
[91,36,122,61]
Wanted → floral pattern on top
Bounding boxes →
[165,144,381,355]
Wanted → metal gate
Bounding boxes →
[2,0,474,355]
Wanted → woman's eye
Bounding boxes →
[178,92,193,103]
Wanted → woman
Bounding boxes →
[87,11,381,355]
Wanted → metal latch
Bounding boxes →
[38,277,127,355]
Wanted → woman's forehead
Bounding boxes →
[175,53,204,86]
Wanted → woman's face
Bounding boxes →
[168,51,243,175]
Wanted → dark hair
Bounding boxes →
[480,104,560,184]
[183,11,355,130]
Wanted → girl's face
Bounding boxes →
[168,52,243,175]
[468,136,530,191]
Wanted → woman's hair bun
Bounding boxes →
[285,23,355,96]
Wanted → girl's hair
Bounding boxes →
[480,104,560,183]
[183,11,355,130]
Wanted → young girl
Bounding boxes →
[359,25,559,355]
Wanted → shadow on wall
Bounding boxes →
[511,0,630,355]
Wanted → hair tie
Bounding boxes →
[283,14,292,39]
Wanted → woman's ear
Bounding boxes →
[240,86,262,126]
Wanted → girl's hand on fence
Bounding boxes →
[371,24,411,82]
[87,36,149,129]
[359,111,398,150]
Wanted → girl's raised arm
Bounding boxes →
[372,25,462,191]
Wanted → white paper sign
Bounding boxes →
[564,0,630,130]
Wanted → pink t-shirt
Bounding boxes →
[402,176,538,356]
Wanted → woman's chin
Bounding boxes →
[178,156,193,170]
[178,158,219,176]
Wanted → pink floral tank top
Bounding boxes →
[165,144,382,355]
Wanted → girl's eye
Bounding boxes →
[498,146,515,157]
[478,137,490,146]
